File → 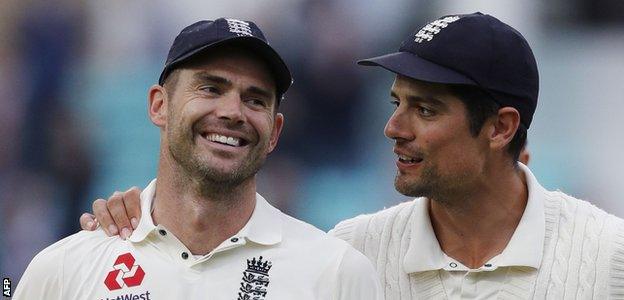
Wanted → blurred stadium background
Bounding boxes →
[1,0,623,283]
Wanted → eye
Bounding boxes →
[418,106,435,117]
[389,99,400,108]
[246,98,268,108]
[199,85,221,95]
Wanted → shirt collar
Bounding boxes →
[128,179,157,243]
[403,163,546,273]
[237,193,283,245]
[494,163,545,268]
[129,179,282,245]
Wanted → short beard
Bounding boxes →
[166,119,268,197]
[169,139,266,192]
[394,165,471,207]
[394,166,438,199]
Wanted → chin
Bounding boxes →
[394,177,427,198]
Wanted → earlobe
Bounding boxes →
[268,113,284,153]
[490,107,520,151]
[148,85,167,128]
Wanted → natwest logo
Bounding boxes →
[104,252,146,290]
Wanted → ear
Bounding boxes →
[148,84,168,128]
[489,107,520,153]
[267,113,284,153]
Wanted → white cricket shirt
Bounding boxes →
[15,179,382,300]
[402,163,545,299]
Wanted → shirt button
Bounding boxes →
[158,229,167,236]
[230,237,239,243]
[181,252,189,260]
[449,262,457,268]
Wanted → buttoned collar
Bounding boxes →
[403,163,546,273]
[129,178,282,245]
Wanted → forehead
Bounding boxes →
[179,48,276,92]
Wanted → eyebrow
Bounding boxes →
[193,72,275,100]
[246,86,274,100]
[390,91,446,107]
[192,73,231,86]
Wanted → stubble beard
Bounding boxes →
[394,163,471,206]
[167,121,268,196]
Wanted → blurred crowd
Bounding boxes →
[1,0,622,283]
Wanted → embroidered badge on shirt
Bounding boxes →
[414,16,461,43]
[237,256,272,300]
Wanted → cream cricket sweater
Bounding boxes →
[330,167,624,299]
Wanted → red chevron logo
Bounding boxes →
[104,252,145,291]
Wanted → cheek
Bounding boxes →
[247,111,275,140]
[423,127,477,166]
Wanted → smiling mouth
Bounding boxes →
[200,133,249,147]
[398,154,423,164]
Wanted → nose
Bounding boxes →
[215,92,245,124]
[384,109,414,142]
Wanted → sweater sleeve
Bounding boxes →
[328,218,359,244]
[609,218,624,298]
[328,214,372,253]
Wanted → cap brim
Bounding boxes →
[358,52,476,85]
[159,36,292,98]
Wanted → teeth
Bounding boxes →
[398,154,419,163]
[206,133,241,147]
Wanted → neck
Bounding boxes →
[152,152,257,255]
[429,162,528,268]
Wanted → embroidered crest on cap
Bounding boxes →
[226,18,253,37]
[237,256,272,300]
[414,16,461,43]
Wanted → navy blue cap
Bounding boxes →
[159,18,293,101]
[359,12,539,128]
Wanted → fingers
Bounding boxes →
[107,192,133,240]
[93,198,117,236]
[124,187,142,230]
[79,213,98,231]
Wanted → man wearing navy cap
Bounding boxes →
[331,12,624,298]
[14,18,382,299]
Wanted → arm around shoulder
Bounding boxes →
[13,245,64,299]
[333,246,383,300]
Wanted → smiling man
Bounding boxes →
[14,18,381,300]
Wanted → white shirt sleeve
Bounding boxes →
[13,246,64,300]
[334,246,384,300]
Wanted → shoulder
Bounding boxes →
[279,212,354,252]
[14,229,119,299]
[278,213,382,298]
[545,189,622,233]
[545,189,624,245]
[332,246,383,300]
[329,199,419,250]
[23,229,112,270]
[544,190,624,291]
[23,229,119,272]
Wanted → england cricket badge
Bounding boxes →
[237,256,272,300]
